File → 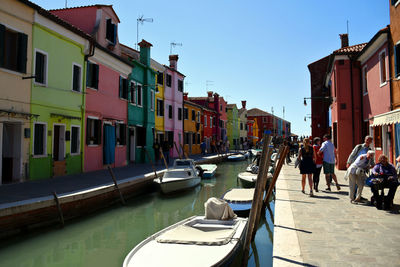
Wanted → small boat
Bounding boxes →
[222,188,255,217]
[238,171,273,188]
[154,159,201,194]
[197,164,218,178]
[227,153,246,161]
[123,199,248,267]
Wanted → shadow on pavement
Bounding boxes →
[311,195,340,200]
[274,224,312,234]
[273,256,317,267]
[275,198,314,204]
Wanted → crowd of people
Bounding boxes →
[294,134,399,211]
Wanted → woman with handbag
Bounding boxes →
[297,138,316,196]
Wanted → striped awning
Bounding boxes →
[371,109,400,126]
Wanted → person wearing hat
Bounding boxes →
[347,150,375,203]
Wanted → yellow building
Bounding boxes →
[151,60,165,143]
[0,0,34,184]
[183,99,202,155]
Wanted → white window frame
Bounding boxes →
[130,81,137,106]
[33,122,47,157]
[33,48,48,87]
[70,125,81,155]
[379,50,387,87]
[137,83,143,107]
[362,65,368,95]
[87,116,100,147]
[150,89,155,111]
[71,62,82,92]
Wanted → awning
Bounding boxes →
[371,109,400,126]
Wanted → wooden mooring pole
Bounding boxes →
[174,141,182,159]
[107,166,126,205]
[179,143,189,159]
[241,132,272,266]
[158,147,169,170]
[52,191,65,227]
[143,147,160,178]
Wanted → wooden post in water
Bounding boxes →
[159,147,169,169]
[52,191,65,227]
[143,148,159,178]
[180,143,189,159]
[107,166,126,205]
[263,145,289,207]
[174,141,182,159]
[241,132,271,266]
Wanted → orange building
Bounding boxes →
[183,97,202,156]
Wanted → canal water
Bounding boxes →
[0,159,274,267]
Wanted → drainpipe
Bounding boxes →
[388,25,393,111]
[349,55,356,147]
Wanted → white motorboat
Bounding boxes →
[237,171,272,188]
[123,198,248,267]
[227,153,246,161]
[155,159,201,194]
[198,164,218,178]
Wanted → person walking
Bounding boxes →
[297,138,316,196]
[318,134,341,191]
[312,137,323,192]
[347,150,375,203]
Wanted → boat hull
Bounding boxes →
[159,177,201,194]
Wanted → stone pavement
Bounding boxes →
[273,160,400,267]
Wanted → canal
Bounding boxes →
[0,159,274,267]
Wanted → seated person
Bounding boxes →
[370,154,399,210]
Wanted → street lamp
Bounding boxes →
[303,96,333,106]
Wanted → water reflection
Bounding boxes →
[0,159,273,267]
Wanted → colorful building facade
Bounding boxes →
[226,104,239,149]
[183,96,202,155]
[238,101,248,148]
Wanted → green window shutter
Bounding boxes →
[94,63,99,89]
[17,32,27,73]
[86,62,92,87]
[0,24,5,68]
[119,76,123,98]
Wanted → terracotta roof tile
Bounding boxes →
[333,43,367,55]
[247,108,270,116]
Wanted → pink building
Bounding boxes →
[51,5,132,171]
[357,27,392,161]
[164,55,184,158]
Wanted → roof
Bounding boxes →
[163,64,186,78]
[247,108,270,117]
[238,108,247,116]
[226,104,237,109]
[333,43,367,55]
[49,4,120,23]
[184,100,204,110]
[356,26,389,62]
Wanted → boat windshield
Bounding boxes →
[176,161,191,166]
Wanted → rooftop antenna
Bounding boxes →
[206,80,214,91]
[170,42,183,54]
[136,15,153,50]
[283,106,285,119]
[184,81,191,92]
[65,0,67,8]
[271,107,274,115]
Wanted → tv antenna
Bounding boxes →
[206,80,214,91]
[136,15,153,50]
[170,42,182,54]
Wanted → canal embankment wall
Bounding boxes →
[0,154,229,239]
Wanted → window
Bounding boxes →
[0,24,27,73]
[263,117,266,123]
[204,115,207,127]
[197,111,200,123]
[33,123,46,156]
[71,126,80,154]
[184,132,190,145]
[137,84,143,106]
[157,72,163,85]
[197,133,200,145]
[119,76,128,100]
[379,50,387,85]
[192,110,195,121]
[34,50,47,85]
[391,0,400,6]
[178,80,183,92]
[86,61,99,89]
[245,124,248,131]
[157,99,164,116]
[151,90,155,111]
[240,123,243,130]
[72,64,82,92]
[362,66,368,94]
[220,104,222,111]
[192,133,196,145]
[106,19,117,44]
[210,117,213,128]
[130,81,136,104]
[394,43,400,78]
[374,126,382,148]
[178,107,182,120]
[184,108,188,120]
[136,126,146,147]
[86,118,101,145]
[166,74,172,87]
[115,123,126,145]
[168,105,173,119]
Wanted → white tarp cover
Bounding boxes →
[205,197,237,220]
[371,109,400,126]
[223,188,255,202]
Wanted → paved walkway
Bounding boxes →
[274,160,400,267]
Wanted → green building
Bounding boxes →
[226,104,240,150]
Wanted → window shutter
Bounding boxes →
[119,76,123,98]
[17,32,27,73]
[86,62,92,87]
[86,118,91,145]
[0,24,5,68]
[73,65,80,91]
[94,64,99,89]
[113,24,117,44]
[96,120,102,145]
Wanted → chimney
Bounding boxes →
[207,91,213,97]
[241,100,246,109]
[183,92,188,100]
[339,34,349,48]
[169,55,179,70]
[138,39,152,66]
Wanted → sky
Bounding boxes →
[31,0,390,136]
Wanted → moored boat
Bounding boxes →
[198,164,218,178]
[237,171,273,188]
[123,198,248,267]
[154,159,201,194]
[222,188,255,217]
[227,153,246,161]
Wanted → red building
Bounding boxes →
[247,108,273,140]
[202,106,217,152]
